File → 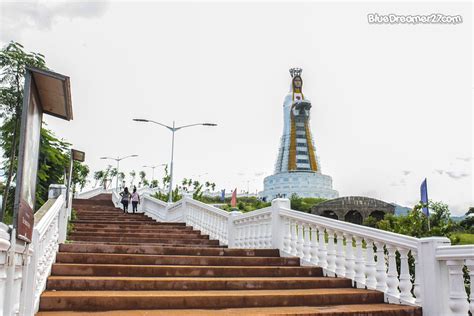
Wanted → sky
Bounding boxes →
[0,1,472,215]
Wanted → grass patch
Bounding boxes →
[452,233,474,245]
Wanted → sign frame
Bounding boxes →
[12,67,73,243]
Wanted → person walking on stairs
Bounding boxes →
[131,188,140,214]
[120,187,131,213]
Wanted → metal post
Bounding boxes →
[168,121,175,203]
[116,159,120,191]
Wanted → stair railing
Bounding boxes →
[138,195,473,316]
[74,186,104,199]
[1,184,70,316]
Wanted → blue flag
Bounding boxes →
[420,178,429,216]
[220,189,225,202]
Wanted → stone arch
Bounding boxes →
[344,210,363,225]
[369,210,386,221]
[321,210,338,220]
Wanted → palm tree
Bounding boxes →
[129,170,136,187]
[110,168,118,189]
[93,170,104,188]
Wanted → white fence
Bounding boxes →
[140,196,474,316]
[0,185,70,316]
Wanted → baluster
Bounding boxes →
[250,219,256,248]
[302,223,311,262]
[209,214,216,239]
[399,248,414,303]
[235,222,241,247]
[335,232,345,277]
[255,218,263,248]
[265,217,272,248]
[365,239,377,289]
[413,251,422,306]
[374,241,387,292]
[238,222,244,248]
[466,259,474,315]
[283,217,291,253]
[354,236,366,288]
[326,229,336,276]
[317,227,327,270]
[386,245,400,302]
[250,219,257,248]
[290,220,298,256]
[243,218,250,248]
[202,211,208,234]
[343,233,355,281]
[296,222,304,258]
[309,225,318,265]
[217,217,223,244]
[258,216,266,248]
[446,260,469,316]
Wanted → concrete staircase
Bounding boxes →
[37,196,422,315]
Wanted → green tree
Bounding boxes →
[460,207,474,232]
[139,170,146,187]
[129,170,136,187]
[0,41,47,216]
[72,161,90,194]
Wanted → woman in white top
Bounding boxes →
[131,188,140,214]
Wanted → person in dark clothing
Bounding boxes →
[120,187,131,213]
[131,188,140,214]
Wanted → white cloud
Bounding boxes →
[0,1,108,42]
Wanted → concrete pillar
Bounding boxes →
[271,198,290,250]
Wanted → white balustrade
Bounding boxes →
[435,245,474,316]
[1,184,70,316]
[135,195,472,316]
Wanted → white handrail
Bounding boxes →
[0,185,70,316]
[134,195,473,316]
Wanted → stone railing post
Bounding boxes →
[49,184,67,243]
[227,210,242,248]
[271,198,289,250]
[417,237,451,316]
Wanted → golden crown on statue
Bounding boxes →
[289,67,303,78]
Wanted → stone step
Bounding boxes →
[59,244,278,256]
[68,236,220,245]
[66,241,225,248]
[68,232,208,239]
[36,304,423,316]
[46,276,351,291]
[71,224,193,230]
[70,221,186,226]
[55,253,300,266]
[73,199,113,206]
[51,264,322,277]
[74,214,151,218]
[72,228,202,236]
[71,228,199,234]
[72,219,156,223]
[38,288,383,311]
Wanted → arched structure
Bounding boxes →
[311,196,395,224]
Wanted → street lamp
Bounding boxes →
[143,164,167,186]
[133,118,217,203]
[100,154,138,190]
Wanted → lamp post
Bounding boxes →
[133,119,217,203]
[143,164,167,186]
[100,154,138,190]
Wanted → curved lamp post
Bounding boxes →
[100,154,138,190]
[143,164,167,186]
[133,119,217,203]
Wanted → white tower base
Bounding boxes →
[261,172,339,201]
